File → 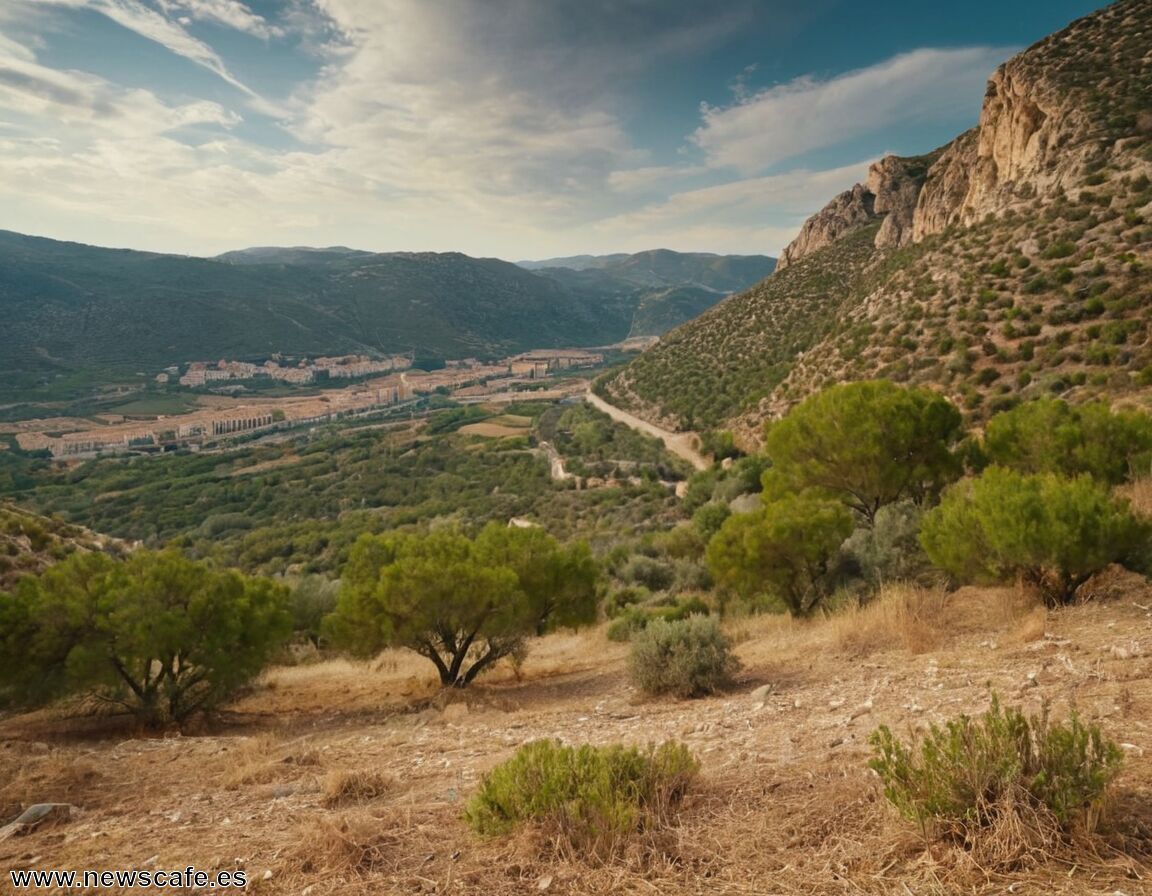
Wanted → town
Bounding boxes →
[11,350,604,458]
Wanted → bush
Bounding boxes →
[839,501,934,587]
[629,616,739,697]
[920,467,1149,606]
[869,697,1123,841]
[983,398,1152,484]
[605,596,711,643]
[465,739,698,859]
[707,495,853,616]
[0,550,291,728]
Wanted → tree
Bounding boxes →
[328,527,598,687]
[706,495,853,616]
[0,550,291,727]
[982,398,1152,485]
[920,467,1150,606]
[763,381,962,526]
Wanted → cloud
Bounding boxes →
[693,46,1012,174]
[36,0,284,116]
[156,0,282,39]
[593,160,874,254]
[288,0,757,219]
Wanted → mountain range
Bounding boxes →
[599,0,1152,446]
[0,234,771,402]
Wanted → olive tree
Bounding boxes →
[920,467,1150,606]
[982,398,1152,485]
[763,381,962,526]
[0,550,291,728]
[706,495,853,616]
[328,527,598,687]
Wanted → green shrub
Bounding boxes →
[920,468,1149,606]
[465,739,699,858]
[839,501,934,587]
[629,616,739,698]
[983,398,1152,485]
[869,697,1123,839]
[707,495,853,616]
[606,596,711,642]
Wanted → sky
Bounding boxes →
[0,0,1109,260]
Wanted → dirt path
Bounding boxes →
[584,389,710,471]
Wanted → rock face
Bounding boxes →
[782,0,1148,259]
[777,152,939,268]
[777,184,875,269]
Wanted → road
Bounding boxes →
[584,389,710,471]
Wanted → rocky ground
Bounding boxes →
[1,580,1151,895]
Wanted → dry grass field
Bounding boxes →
[2,580,1151,895]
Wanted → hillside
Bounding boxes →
[0,504,126,590]
[523,250,777,338]
[599,0,1152,444]
[0,237,771,403]
[3,583,1149,894]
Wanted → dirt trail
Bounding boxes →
[584,389,710,471]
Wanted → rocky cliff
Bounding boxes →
[600,0,1152,441]
[781,0,1152,266]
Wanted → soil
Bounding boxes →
[1,582,1151,895]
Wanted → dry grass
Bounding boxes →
[827,584,949,656]
[322,768,394,806]
[2,586,1150,895]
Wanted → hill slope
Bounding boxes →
[599,0,1152,444]
[523,249,777,338]
[0,236,774,401]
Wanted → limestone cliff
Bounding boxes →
[782,0,1151,262]
[777,152,939,269]
[776,184,875,269]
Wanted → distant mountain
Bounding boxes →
[517,253,630,271]
[599,0,1152,444]
[522,249,777,338]
[215,246,374,265]
[0,234,774,401]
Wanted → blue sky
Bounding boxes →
[0,0,1106,259]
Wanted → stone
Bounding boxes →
[0,804,76,841]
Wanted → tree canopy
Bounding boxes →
[763,381,962,526]
[0,549,291,727]
[327,525,598,687]
[920,467,1150,606]
[706,495,853,616]
[981,398,1152,485]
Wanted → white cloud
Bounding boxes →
[693,46,1012,174]
[593,160,874,255]
[36,0,284,116]
[156,0,282,39]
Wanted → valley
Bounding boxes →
[2,2,1152,895]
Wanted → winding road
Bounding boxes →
[584,389,710,471]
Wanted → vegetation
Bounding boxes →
[707,495,853,615]
[920,467,1149,606]
[629,616,739,698]
[326,525,597,687]
[2,410,688,576]
[0,231,773,403]
[0,550,290,727]
[762,381,962,526]
[464,739,699,859]
[982,397,1152,484]
[869,697,1124,839]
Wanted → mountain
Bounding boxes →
[522,249,777,338]
[0,235,775,401]
[599,0,1152,444]
[517,254,630,271]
